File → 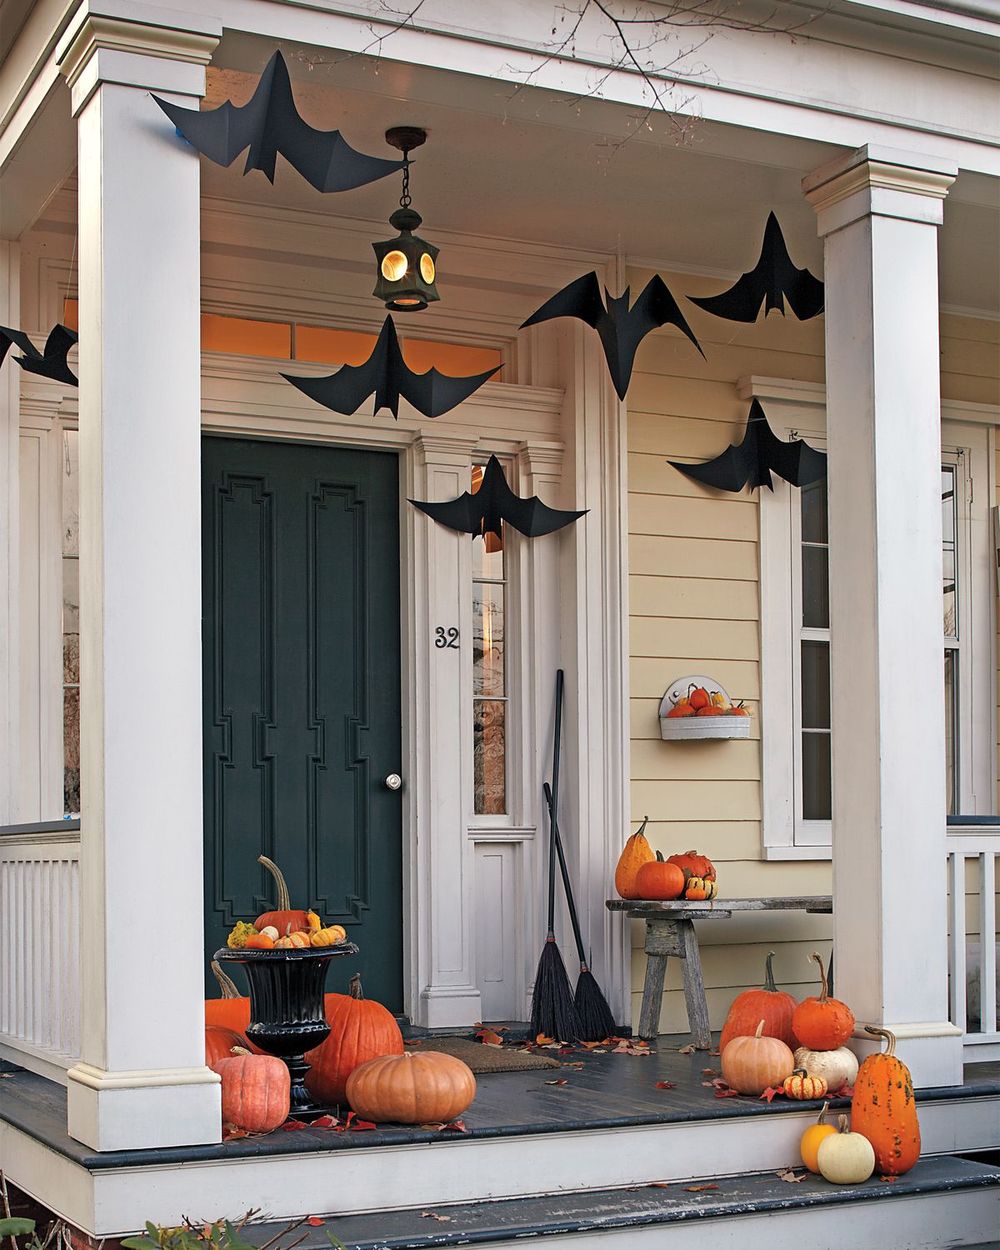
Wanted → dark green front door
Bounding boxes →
[202,437,403,1009]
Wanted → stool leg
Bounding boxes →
[639,950,668,1039]
[679,921,711,1050]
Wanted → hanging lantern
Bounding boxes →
[372,127,440,313]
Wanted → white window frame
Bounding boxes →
[755,377,997,860]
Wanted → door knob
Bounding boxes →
[384,773,403,791]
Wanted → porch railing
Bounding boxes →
[947,819,1000,1060]
[0,820,81,1083]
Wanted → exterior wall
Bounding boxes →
[626,264,1000,1034]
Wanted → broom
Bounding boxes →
[543,782,617,1043]
[529,670,580,1042]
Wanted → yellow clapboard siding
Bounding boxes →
[631,779,762,822]
[941,334,1000,379]
[942,313,1000,345]
[629,698,762,741]
[630,940,832,993]
[628,576,759,621]
[618,819,764,861]
[630,657,759,701]
[628,535,758,582]
[633,911,833,949]
[941,371,1000,406]
[629,452,759,499]
[629,493,759,541]
[625,377,748,423]
[633,337,825,388]
[630,736,761,782]
[629,411,756,458]
[629,616,760,662]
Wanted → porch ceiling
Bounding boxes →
[193,33,1000,316]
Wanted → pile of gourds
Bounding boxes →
[614,819,718,902]
[225,856,348,950]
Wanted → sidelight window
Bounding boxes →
[471,462,507,815]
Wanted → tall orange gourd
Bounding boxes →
[850,1026,921,1175]
[792,952,855,1050]
[305,974,404,1104]
[615,817,656,900]
[719,951,799,1051]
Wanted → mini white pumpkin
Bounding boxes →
[260,925,280,942]
[817,1114,875,1184]
[793,1045,858,1092]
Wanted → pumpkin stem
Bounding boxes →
[836,1113,850,1134]
[231,1045,252,1057]
[655,850,664,862]
[864,1024,897,1057]
[754,1018,766,1039]
[816,1100,829,1126]
[763,950,778,993]
[810,951,829,1003]
[211,960,241,1000]
[349,973,365,1000]
[258,854,290,911]
[636,816,649,837]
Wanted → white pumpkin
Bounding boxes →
[793,1045,858,1092]
[817,1115,875,1184]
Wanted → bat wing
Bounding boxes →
[687,267,766,323]
[282,341,384,415]
[757,418,827,487]
[597,276,705,401]
[669,444,753,494]
[153,85,268,170]
[398,361,500,419]
[781,266,825,321]
[410,492,484,535]
[0,325,38,368]
[638,276,705,356]
[273,114,405,194]
[501,494,586,537]
[520,272,607,333]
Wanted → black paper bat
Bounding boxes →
[689,212,824,322]
[411,454,585,540]
[282,316,499,419]
[669,398,826,492]
[153,50,404,193]
[520,272,704,401]
[0,324,78,386]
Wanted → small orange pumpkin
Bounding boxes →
[792,953,855,1050]
[719,951,798,1052]
[721,1019,795,1095]
[346,1050,476,1124]
[216,1049,290,1133]
[800,1101,837,1173]
[683,876,718,901]
[850,1026,920,1175]
[666,850,716,883]
[205,962,265,1055]
[205,1024,246,1070]
[783,1068,828,1100]
[254,855,313,935]
[633,851,685,900]
[614,817,656,900]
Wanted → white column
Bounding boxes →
[803,145,962,1088]
[408,433,483,1027]
[0,241,20,824]
[57,2,222,1149]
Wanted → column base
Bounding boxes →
[416,985,483,1029]
[851,1021,964,1090]
[67,1061,221,1150]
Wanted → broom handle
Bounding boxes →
[544,782,587,968]
[546,670,565,936]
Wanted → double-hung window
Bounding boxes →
[761,398,995,858]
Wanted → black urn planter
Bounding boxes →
[215,943,358,1121]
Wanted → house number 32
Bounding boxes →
[434,626,460,649]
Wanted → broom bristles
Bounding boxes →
[574,968,616,1043]
[530,937,580,1042]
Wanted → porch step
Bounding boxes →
[252,1156,1000,1250]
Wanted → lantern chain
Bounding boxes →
[400,158,412,209]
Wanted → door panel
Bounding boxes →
[202,437,403,1009]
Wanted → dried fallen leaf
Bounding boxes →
[834,1083,855,1098]
[678,1043,696,1054]
[306,1218,324,1227]
[544,1078,569,1086]
[580,1039,611,1049]
[311,1114,339,1129]
[684,1184,719,1192]
[701,1068,719,1076]
[777,1169,807,1183]
[281,1119,310,1131]
[714,1087,740,1099]
[443,1119,467,1132]
[223,1126,251,1140]
[612,1039,652,1056]
[655,1080,676,1090]
[880,1175,899,1183]
[535,1033,556,1046]
[759,1086,785,1103]
[648,1182,672,1189]
[475,1027,506,1047]
[420,1212,452,1223]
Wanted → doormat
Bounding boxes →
[416,1037,561,1074]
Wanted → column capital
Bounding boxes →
[57,0,221,116]
[803,144,956,235]
[412,430,479,469]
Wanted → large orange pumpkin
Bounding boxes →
[205,1024,246,1070]
[721,1019,795,1095]
[633,851,685,900]
[614,817,656,899]
[346,1051,476,1124]
[850,1026,921,1175]
[666,850,716,882]
[719,951,799,1052]
[305,973,404,1104]
[254,854,312,935]
[792,952,855,1050]
[216,1049,290,1133]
